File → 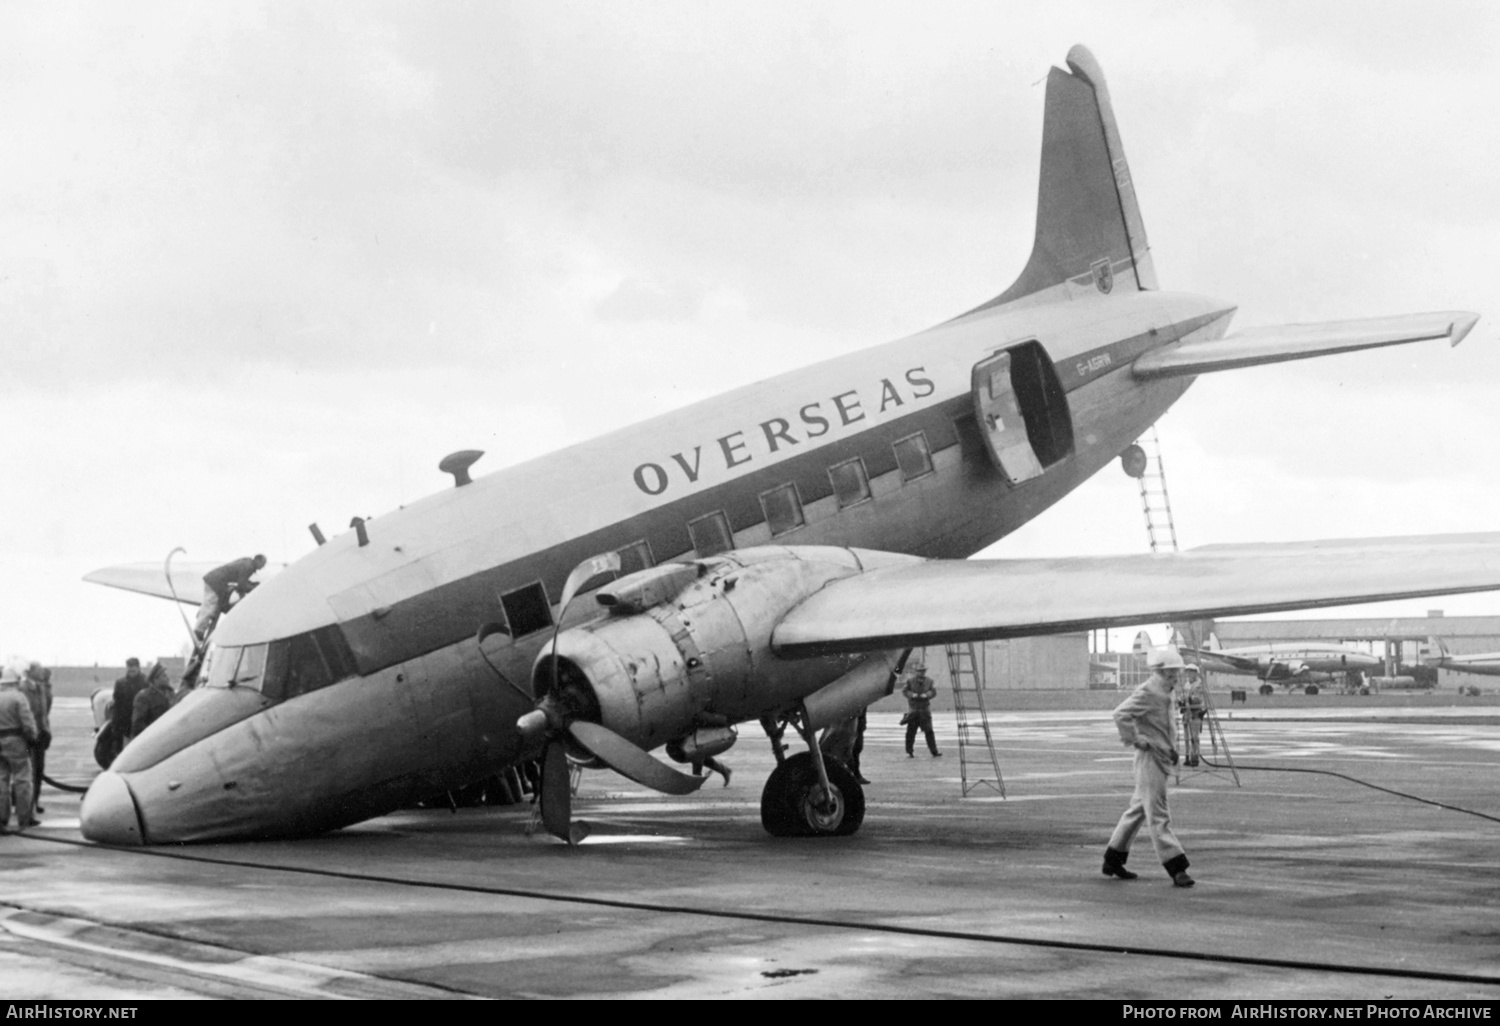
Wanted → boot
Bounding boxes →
[1164,854,1194,888]
[1101,846,1138,880]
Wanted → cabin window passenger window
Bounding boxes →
[502,581,554,637]
[688,511,733,556]
[760,483,805,537]
[828,458,871,508]
[617,539,655,575]
[893,432,934,481]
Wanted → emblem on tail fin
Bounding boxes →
[1092,258,1114,294]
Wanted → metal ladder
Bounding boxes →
[1176,680,1241,786]
[944,642,1006,797]
[1136,426,1179,553]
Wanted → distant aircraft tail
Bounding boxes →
[961,44,1155,317]
[1131,630,1153,655]
[1206,632,1223,652]
[1423,636,1450,665]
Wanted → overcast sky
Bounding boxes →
[3,1,1498,666]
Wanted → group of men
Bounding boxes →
[0,661,52,834]
[96,657,179,769]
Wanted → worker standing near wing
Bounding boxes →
[110,658,147,753]
[20,663,50,817]
[901,657,942,759]
[0,664,39,834]
[1179,664,1206,767]
[193,554,267,641]
[1102,647,1195,888]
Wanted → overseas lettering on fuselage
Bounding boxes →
[1076,352,1112,378]
[632,367,936,496]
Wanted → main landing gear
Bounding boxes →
[758,706,865,838]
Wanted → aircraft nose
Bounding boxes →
[80,771,146,845]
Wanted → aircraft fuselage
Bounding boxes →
[84,289,1232,842]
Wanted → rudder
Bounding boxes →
[963,45,1155,316]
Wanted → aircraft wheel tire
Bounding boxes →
[1305,685,1319,696]
[761,752,865,838]
[1258,684,1274,696]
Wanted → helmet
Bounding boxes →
[1183,663,1200,675]
[1147,647,1185,671]
[0,663,21,685]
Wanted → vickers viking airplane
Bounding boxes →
[1179,635,1383,695]
[81,46,1500,847]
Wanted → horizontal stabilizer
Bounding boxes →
[1132,311,1477,379]
[771,534,1500,657]
[84,561,279,606]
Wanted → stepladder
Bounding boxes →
[1175,679,1240,786]
[943,642,1006,797]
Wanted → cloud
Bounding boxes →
[3,2,1498,661]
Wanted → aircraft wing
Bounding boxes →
[84,561,279,605]
[1132,311,1477,379]
[772,533,1500,657]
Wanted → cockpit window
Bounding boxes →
[261,625,359,702]
[202,643,268,690]
[203,646,238,689]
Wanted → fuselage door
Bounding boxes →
[972,351,1045,484]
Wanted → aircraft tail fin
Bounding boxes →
[961,45,1154,318]
[1207,632,1222,652]
[1131,630,1153,655]
[1424,636,1450,664]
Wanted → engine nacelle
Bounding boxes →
[532,546,914,751]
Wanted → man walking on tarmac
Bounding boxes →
[1102,646,1195,888]
[194,554,268,641]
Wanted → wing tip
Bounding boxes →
[1450,312,1480,347]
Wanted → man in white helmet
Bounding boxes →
[1102,646,1195,887]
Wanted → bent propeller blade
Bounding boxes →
[568,721,707,796]
[540,741,588,845]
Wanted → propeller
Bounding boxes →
[516,684,707,845]
[514,552,707,845]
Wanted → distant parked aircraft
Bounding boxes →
[1180,635,1382,695]
[1423,637,1500,690]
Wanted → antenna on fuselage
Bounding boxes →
[440,450,484,487]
